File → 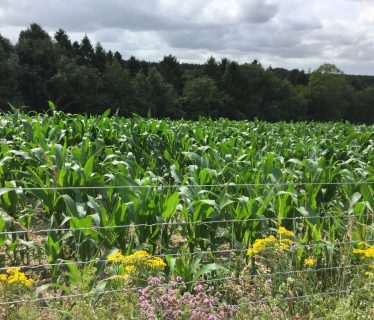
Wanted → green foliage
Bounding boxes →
[180,76,224,119]
[0,109,371,319]
[307,64,353,120]
[0,25,373,122]
[16,23,56,109]
[0,110,372,284]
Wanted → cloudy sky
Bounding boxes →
[0,0,373,74]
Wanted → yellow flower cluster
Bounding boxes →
[108,250,166,272]
[358,241,369,248]
[365,264,374,276]
[275,238,294,251]
[352,243,374,258]
[0,268,33,287]
[107,252,124,263]
[304,258,317,267]
[277,227,294,238]
[247,227,295,257]
[247,235,277,256]
[353,243,374,276]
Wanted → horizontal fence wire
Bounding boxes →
[130,284,374,320]
[0,257,371,276]
[0,214,372,270]
[0,182,373,312]
[1,241,373,272]
[213,286,374,310]
[0,180,373,192]
[0,213,372,236]
[0,275,372,307]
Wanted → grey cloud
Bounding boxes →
[0,0,279,32]
[94,29,125,44]
[161,21,320,59]
[0,0,373,74]
[0,0,177,32]
[238,0,279,24]
[281,18,322,32]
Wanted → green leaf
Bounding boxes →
[84,155,95,180]
[55,144,64,170]
[48,101,56,111]
[35,283,61,297]
[193,263,227,282]
[60,194,79,217]
[162,193,179,221]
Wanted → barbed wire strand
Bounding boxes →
[0,277,371,307]
[1,240,373,272]
[191,286,374,316]
[0,183,372,310]
[0,180,373,192]
[1,213,372,236]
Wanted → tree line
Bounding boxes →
[0,23,373,123]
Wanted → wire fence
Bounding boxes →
[0,181,373,315]
[0,213,372,236]
[1,180,373,192]
[0,240,373,272]
[0,278,372,308]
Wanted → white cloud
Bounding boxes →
[0,0,374,74]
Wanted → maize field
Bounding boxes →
[0,107,373,319]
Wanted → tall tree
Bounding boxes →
[158,55,183,93]
[2,24,374,122]
[126,56,141,77]
[102,60,135,115]
[204,56,221,84]
[307,64,351,121]
[135,68,178,118]
[16,23,56,109]
[114,51,123,63]
[54,29,72,55]
[259,71,307,121]
[93,42,107,72]
[180,76,224,119]
[79,35,94,65]
[0,34,22,108]
[351,87,374,123]
[48,57,103,113]
[221,61,244,117]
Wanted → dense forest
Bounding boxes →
[0,23,373,123]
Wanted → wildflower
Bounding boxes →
[281,238,294,245]
[364,246,374,258]
[147,257,167,270]
[364,271,374,277]
[369,265,374,269]
[352,245,374,258]
[304,258,317,267]
[108,250,166,272]
[6,267,21,274]
[108,252,125,263]
[123,250,149,266]
[125,265,136,273]
[277,227,294,238]
[248,233,295,256]
[138,277,230,320]
[358,241,369,248]
[275,242,288,251]
[247,235,277,256]
[120,274,129,281]
[0,268,33,287]
[352,249,365,255]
